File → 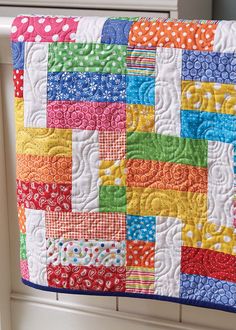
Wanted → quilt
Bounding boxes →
[11,15,236,313]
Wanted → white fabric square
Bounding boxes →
[75,16,107,43]
[155,47,182,137]
[25,208,47,286]
[154,216,182,298]
[72,129,99,212]
[207,141,234,227]
[213,21,236,53]
[24,42,48,128]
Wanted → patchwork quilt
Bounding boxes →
[11,15,236,313]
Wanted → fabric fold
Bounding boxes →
[12,15,236,313]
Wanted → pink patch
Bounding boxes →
[17,179,72,212]
[20,260,29,280]
[13,69,23,98]
[47,101,126,131]
[11,16,79,42]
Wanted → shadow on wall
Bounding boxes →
[213,0,236,20]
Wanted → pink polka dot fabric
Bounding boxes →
[11,16,79,42]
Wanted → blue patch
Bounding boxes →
[11,42,24,70]
[126,215,156,242]
[180,273,236,307]
[47,72,126,103]
[181,110,236,145]
[127,75,155,106]
[182,50,236,84]
[101,19,133,45]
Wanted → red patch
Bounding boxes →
[47,264,126,292]
[13,69,23,97]
[181,246,236,283]
[16,179,72,212]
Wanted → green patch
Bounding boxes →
[48,42,127,74]
[112,17,139,21]
[126,132,208,168]
[20,233,27,260]
[99,185,126,213]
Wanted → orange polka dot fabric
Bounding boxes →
[126,240,155,268]
[129,20,217,50]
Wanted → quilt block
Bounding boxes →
[11,15,236,312]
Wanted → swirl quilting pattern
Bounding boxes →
[47,72,126,103]
[47,101,126,131]
[47,238,126,267]
[17,180,72,212]
[12,15,236,313]
[182,50,236,83]
[181,246,236,283]
[181,81,236,115]
[126,215,156,242]
[12,42,24,69]
[48,42,127,75]
[47,265,126,291]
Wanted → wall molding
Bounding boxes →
[11,293,216,330]
[0,0,176,11]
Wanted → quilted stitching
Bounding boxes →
[11,15,236,313]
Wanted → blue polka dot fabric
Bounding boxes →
[126,215,156,242]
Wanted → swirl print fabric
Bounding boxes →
[11,15,236,313]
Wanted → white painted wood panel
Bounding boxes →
[0,6,169,19]
[0,62,11,330]
[0,0,181,12]
[0,0,213,19]
[11,294,219,330]
[58,294,117,310]
[118,297,180,321]
[181,306,236,330]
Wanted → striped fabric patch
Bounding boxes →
[126,267,155,294]
[127,46,156,76]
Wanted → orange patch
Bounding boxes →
[126,240,155,267]
[16,154,72,184]
[18,204,26,234]
[127,159,207,193]
[129,20,217,51]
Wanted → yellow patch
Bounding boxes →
[182,81,236,115]
[15,97,72,157]
[127,187,207,223]
[16,128,72,157]
[99,160,126,186]
[15,98,24,130]
[126,104,155,132]
[182,222,236,255]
